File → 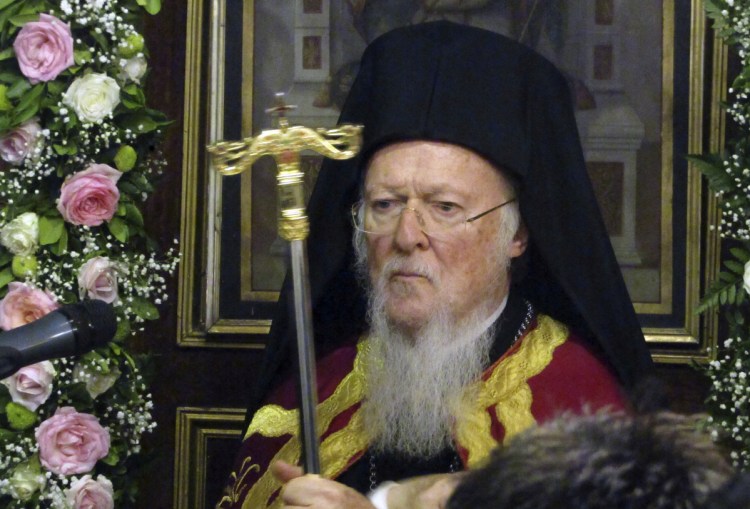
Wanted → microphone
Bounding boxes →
[0,300,117,379]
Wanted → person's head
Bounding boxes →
[709,473,750,509]
[354,140,527,336]
[447,411,735,509]
[353,140,527,457]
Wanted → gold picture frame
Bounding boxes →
[179,0,725,362]
[173,407,246,509]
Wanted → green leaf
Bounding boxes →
[137,0,161,14]
[0,71,17,83]
[0,0,19,11]
[53,143,77,156]
[119,112,158,133]
[125,203,144,227]
[9,13,39,27]
[0,267,13,289]
[0,249,12,267]
[101,446,120,466]
[89,29,109,51]
[0,46,13,61]
[725,260,745,275]
[50,226,68,256]
[12,100,38,124]
[131,296,159,320]
[38,215,64,245]
[0,428,16,441]
[718,271,736,284]
[113,318,131,341]
[728,283,737,304]
[108,217,129,243]
[6,401,36,430]
[686,154,733,192]
[14,83,43,111]
[730,247,750,264]
[5,78,30,99]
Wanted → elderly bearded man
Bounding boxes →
[217,21,654,509]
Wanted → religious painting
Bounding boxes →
[296,0,330,27]
[180,0,724,361]
[295,30,329,80]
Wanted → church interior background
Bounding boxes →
[27,0,724,506]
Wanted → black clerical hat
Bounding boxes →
[252,21,653,419]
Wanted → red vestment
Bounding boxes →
[217,314,626,509]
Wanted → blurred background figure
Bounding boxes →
[447,411,735,509]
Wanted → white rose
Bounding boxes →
[8,461,46,501]
[65,475,114,509]
[119,56,147,84]
[2,361,56,411]
[0,119,42,165]
[63,73,120,123]
[0,212,39,256]
[73,363,121,399]
[78,256,128,303]
[743,261,750,295]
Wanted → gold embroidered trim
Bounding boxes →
[320,406,368,479]
[238,341,370,508]
[235,316,569,506]
[455,314,568,468]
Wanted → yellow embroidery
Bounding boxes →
[238,316,569,506]
[320,407,369,479]
[217,456,261,508]
[456,314,569,468]
[240,341,370,509]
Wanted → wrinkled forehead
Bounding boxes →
[361,140,519,199]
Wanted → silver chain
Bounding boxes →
[513,300,535,345]
[368,451,461,491]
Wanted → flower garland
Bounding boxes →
[0,0,176,507]
[691,0,750,471]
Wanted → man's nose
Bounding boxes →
[393,207,429,251]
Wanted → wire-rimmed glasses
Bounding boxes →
[351,197,517,239]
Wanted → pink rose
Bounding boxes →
[1,361,56,411]
[78,256,127,303]
[0,119,41,165]
[35,407,110,475]
[13,14,74,84]
[65,475,114,509]
[0,282,59,331]
[57,164,122,226]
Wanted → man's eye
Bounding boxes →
[433,201,459,214]
[370,200,397,212]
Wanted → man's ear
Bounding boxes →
[510,221,529,258]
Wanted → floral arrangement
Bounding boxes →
[690,0,750,471]
[0,0,177,507]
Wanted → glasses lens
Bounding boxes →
[353,201,464,237]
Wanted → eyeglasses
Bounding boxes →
[351,197,517,238]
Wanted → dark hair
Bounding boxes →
[708,473,750,509]
[447,412,734,509]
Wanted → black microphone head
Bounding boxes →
[58,300,117,352]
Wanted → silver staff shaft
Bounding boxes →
[290,239,320,473]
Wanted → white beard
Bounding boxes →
[362,272,496,458]
[352,199,521,458]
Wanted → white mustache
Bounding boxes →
[381,256,439,283]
